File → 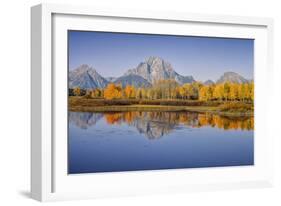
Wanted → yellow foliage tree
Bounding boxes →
[223,82,231,100]
[213,84,224,101]
[249,82,254,102]
[199,86,208,101]
[229,83,239,101]
[239,84,246,101]
[124,85,136,99]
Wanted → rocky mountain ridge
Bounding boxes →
[69,57,250,89]
[125,56,195,85]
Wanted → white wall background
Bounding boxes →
[0,0,280,205]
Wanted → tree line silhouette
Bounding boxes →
[70,79,254,102]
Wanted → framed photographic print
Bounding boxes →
[31,3,274,201]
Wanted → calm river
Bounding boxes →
[68,111,254,174]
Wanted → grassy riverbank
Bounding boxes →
[68,96,253,117]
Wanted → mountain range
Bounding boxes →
[69,56,250,89]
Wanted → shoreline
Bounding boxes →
[68,96,253,117]
[69,104,253,117]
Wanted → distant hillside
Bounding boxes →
[114,74,151,88]
[216,72,249,84]
[204,80,215,85]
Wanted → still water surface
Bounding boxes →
[68,111,254,174]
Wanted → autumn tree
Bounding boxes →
[146,89,154,99]
[213,84,224,101]
[73,87,81,96]
[90,88,102,98]
[191,82,202,99]
[243,84,249,101]
[104,83,123,99]
[206,85,214,100]
[249,82,254,102]
[199,86,208,101]
[239,84,246,102]
[141,88,147,99]
[199,85,214,101]
[124,85,136,99]
[136,88,145,99]
[229,83,239,101]
[223,82,231,100]
[178,86,185,99]
[181,84,193,99]
[151,79,177,99]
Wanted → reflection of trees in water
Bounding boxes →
[103,111,254,131]
[69,111,254,139]
[102,112,175,139]
[197,113,254,131]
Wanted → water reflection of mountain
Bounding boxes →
[69,112,103,129]
[129,112,176,139]
[69,111,254,139]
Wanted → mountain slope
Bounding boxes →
[175,75,195,84]
[114,74,151,88]
[216,72,249,84]
[204,80,215,85]
[69,64,109,89]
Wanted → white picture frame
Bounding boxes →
[31,3,274,202]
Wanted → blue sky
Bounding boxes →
[68,31,254,82]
